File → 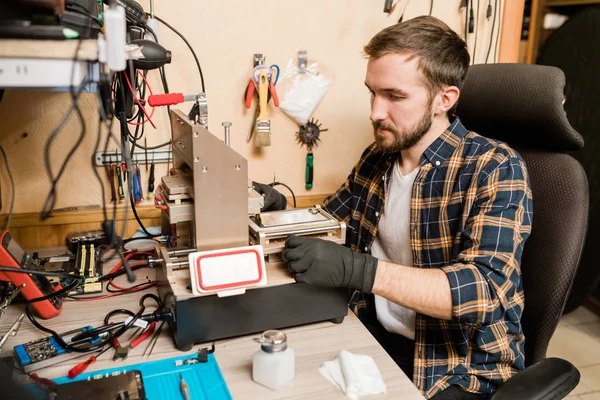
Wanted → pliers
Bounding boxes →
[245,65,279,109]
[112,321,157,361]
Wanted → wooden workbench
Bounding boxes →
[0,257,424,399]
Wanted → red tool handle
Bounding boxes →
[130,321,156,349]
[268,81,279,107]
[148,93,185,107]
[245,80,255,109]
[68,356,96,378]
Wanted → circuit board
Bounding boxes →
[41,243,103,295]
[14,326,99,373]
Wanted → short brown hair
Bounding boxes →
[364,16,470,115]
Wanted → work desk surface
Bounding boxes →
[0,257,424,399]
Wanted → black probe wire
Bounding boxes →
[0,266,82,279]
[271,182,297,208]
[0,145,15,231]
[26,279,81,303]
[150,16,206,93]
[92,100,108,222]
[472,0,480,64]
[114,66,154,240]
[429,0,434,15]
[41,39,88,221]
[26,293,162,353]
[127,25,172,152]
[464,0,469,53]
[71,293,162,342]
[492,0,500,62]
[485,0,498,63]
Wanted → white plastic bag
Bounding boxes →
[278,56,332,126]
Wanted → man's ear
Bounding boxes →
[435,86,460,115]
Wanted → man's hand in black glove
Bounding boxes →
[252,181,287,212]
[282,236,378,293]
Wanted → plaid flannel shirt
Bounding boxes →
[322,118,532,398]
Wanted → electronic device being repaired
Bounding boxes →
[49,370,145,400]
[151,109,348,351]
[14,326,108,373]
[40,243,103,295]
[0,231,63,319]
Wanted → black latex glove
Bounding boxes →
[282,236,378,293]
[252,181,287,212]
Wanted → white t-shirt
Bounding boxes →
[371,159,419,340]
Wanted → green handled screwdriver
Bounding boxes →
[305,151,314,190]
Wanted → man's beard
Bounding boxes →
[373,102,433,154]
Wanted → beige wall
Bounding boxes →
[0,0,507,215]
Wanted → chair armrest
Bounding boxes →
[491,358,580,400]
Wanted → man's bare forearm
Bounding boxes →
[372,260,453,320]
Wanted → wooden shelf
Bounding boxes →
[546,0,600,6]
[0,39,97,60]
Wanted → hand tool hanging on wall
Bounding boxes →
[148,153,155,200]
[296,118,328,190]
[245,54,279,147]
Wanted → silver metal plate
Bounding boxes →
[162,173,193,197]
[255,208,329,228]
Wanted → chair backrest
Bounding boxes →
[456,64,589,366]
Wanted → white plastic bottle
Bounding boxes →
[252,330,295,390]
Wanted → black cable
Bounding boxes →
[67,6,103,27]
[25,304,105,353]
[0,266,81,279]
[398,0,412,23]
[493,0,500,63]
[0,145,15,231]
[99,262,149,282]
[133,140,172,150]
[472,0,480,63]
[26,293,161,353]
[485,0,497,63]
[271,182,297,208]
[151,16,206,93]
[73,293,162,342]
[41,40,87,221]
[429,0,434,15]
[26,279,80,303]
[106,280,156,293]
[92,100,108,222]
[464,0,469,45]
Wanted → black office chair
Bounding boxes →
[456,64,588,400]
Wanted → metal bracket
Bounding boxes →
[188,92,208,127]
[95,149,172,166]
[253,53,265,67]
[298,50,307,73]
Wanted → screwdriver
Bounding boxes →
[108,164,117,202]
[68,346,112,378]
[147,154,155,200]
[179,373,190,400]
[116,162,124,200]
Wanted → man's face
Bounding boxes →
[365,53,435,153]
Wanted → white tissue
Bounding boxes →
[319,350,387,400]
[279,73,330,126]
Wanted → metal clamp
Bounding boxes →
[298,50,307,73]
[188,92,208,127]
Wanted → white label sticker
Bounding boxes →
[48,256,70,263]
[199,252,259,288]
[124,317,149,329]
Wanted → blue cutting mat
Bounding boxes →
[26,352,232,400]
